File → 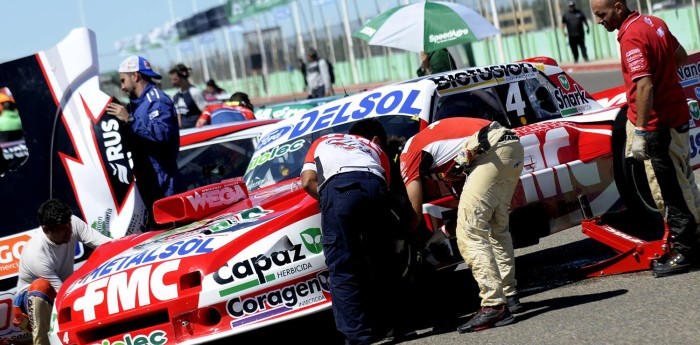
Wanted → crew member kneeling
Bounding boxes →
[14,199,111,344]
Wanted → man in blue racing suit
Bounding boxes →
[107,55,183,227]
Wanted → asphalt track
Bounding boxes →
[216,69,700,345]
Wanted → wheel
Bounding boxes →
[509,203,550,248]
[611,107,663,233]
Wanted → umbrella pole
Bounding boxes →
[292,1,306,68]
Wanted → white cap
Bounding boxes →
[118,55,162,79]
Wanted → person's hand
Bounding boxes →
[586,27,590,34]
[195,118,208,128]
[420,51,428,63]
[631,129,647,161]
[420,51,430,71]
[106,102,129,123]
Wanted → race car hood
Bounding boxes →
[54,178,324,344]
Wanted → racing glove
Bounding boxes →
[631,128,647,161]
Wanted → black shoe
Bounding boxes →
[506,295,523,314]
[653,250,691,278]
[456,305,514,334]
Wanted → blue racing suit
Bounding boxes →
[128,83,182,197]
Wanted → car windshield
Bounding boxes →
[243,115,421,191]
[178,138,257,190]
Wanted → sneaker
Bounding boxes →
[652,250,691,278]
[456,305,514,334]
[506,295,523,314]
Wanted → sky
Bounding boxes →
[0,0,518,74]
[1,0,232,72]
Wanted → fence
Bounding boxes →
[171,6,699,100]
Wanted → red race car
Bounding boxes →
[49,42,700,345]
[0,29,278,342]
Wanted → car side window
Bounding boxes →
[433,88,511,126]
[492,75,562,127]
[178,138,257,190]
[523,77,561,121]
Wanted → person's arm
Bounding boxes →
[429,49,453,74]
[190,87,208,112]
[301,139,321,199]
[319,60,332,95]
[301,170,319,200]
[106,102,129,122]
[72,215,111,248]
[561,16,567,35]
[675,44,688,68]
[417,51,430,77]
[132,97,179,146]
[28,259,64,293]
[634,76,653,129]
[405,180,423,233]
[196,111,212,128]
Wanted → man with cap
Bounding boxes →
[561,1,590,63]
[106,56,183,228]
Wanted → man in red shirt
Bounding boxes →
[592,0,700,277]
[301,119,407,344]
[399,117,524,333]
[195,92,256,127]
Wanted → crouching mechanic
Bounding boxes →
[301,119,406,344]
[399,117,524,333]
[195,92,256,127]
[14,199,111,344]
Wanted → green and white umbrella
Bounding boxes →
[353,1,499,53]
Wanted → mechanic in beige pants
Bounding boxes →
[455,128,524,333]
[399,119,524,333]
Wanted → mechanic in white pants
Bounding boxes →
[454,122,524,333]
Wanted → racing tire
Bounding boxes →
[611,108,663,234]
[509,203,550,249]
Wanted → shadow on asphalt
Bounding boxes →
[507,289,628,323]
[215,211,660,344]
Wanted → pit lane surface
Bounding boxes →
[220,223,700,345]
[214,70,700,344]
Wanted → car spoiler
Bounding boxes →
[153,178,249,224]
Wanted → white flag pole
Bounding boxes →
[488,0,505,63]
[292,1,306,61]
[340,0,359,84]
